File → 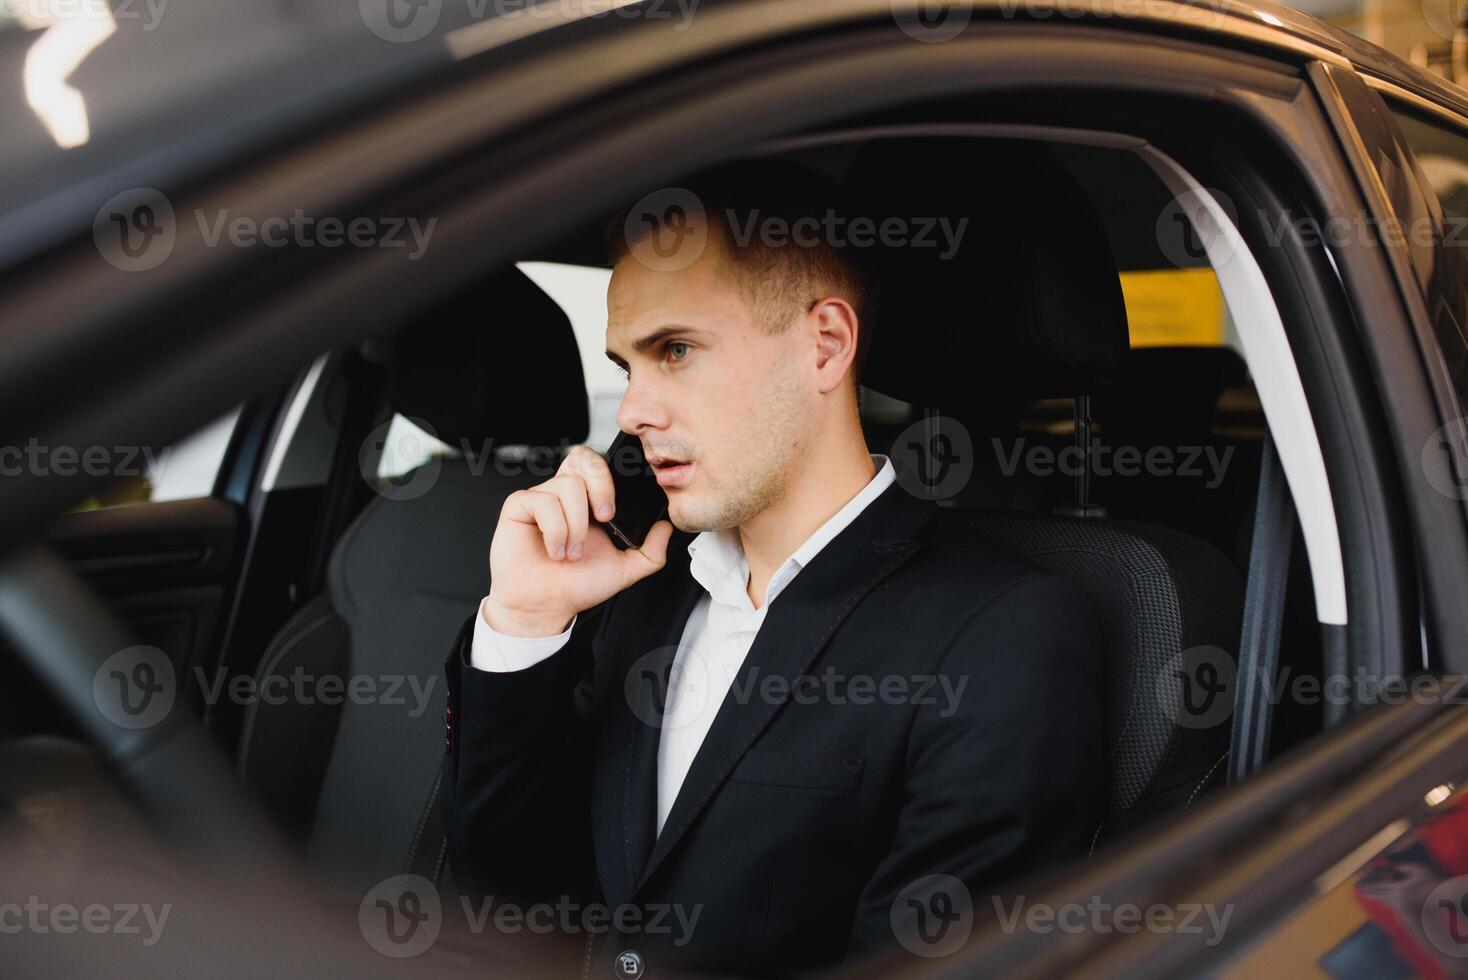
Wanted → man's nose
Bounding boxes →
[615,373,669,435]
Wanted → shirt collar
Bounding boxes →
[685,455,896,612]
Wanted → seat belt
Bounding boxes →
[1228,431,1295,784]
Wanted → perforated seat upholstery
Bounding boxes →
[842,138,1242,839]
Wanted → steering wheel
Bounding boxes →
[0,543,297,885]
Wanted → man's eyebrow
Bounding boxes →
[605,325,697,364]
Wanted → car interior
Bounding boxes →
[0,130,1333,918]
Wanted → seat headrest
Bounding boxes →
[839,138,1129,416]
[388,266,589,450]
[1099,346,1248,442]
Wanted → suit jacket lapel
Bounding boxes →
[634,483,936,894]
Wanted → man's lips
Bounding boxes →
[647,454,694,488]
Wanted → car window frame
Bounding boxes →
[1311,66,1468,677]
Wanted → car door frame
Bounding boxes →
[1308,63,1468,677]
[0,4,1461,972]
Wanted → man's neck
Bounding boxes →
[737,433,877,609]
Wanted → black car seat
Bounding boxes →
[843,138,1244,841]
[237,267,589,894]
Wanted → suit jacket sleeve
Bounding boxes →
[846,572,1107,959]
[439,601,610,904]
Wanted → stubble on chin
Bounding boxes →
[674,356,807,533]
[669,450,791,534]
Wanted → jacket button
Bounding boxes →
[614,949,645,978]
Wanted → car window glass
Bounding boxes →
[373,414,459,483]
[518,260,625,450]
[69,406,242,511]
[1392,109,1468,223]
[1388,106,1468,420]
[372,261,622,482]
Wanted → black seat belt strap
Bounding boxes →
[1228,430,1295,784]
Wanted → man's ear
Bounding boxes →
[809,296,860,394]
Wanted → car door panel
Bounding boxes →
[48,497,242,679]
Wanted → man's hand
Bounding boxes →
[485,444,674,637]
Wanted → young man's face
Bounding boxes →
[606,232,817,533]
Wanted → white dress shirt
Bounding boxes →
[470,454,896,835]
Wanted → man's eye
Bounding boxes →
[667,342,690,361]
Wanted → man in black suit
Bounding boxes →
[441,164,1105,978]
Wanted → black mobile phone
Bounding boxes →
[600,431,669,551]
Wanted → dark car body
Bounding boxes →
[2,1,1468,977]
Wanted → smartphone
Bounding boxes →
[599,431,669,551]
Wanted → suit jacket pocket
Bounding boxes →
[728,751,865,792]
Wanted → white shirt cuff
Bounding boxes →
[468,595,576,672]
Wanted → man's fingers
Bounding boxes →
[622,520,674,582]
[539,474,590,558]
[561,445,617,522]
[506,488,570,560]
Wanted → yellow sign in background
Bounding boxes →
[1120,268,1226,348]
